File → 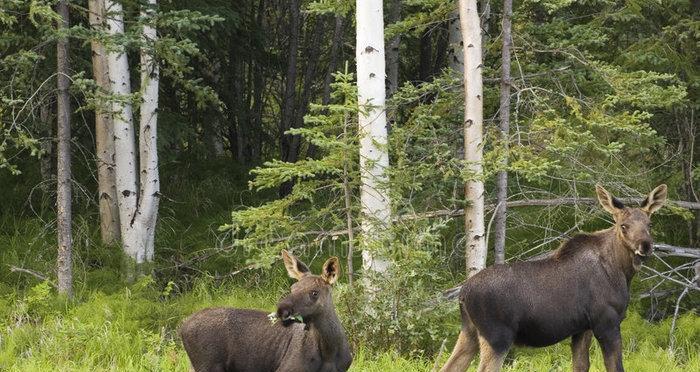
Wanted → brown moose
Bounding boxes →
[441,184,668,372]
[180,250,352,372]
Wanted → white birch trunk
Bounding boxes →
[459,0,486,277]
[356,0,392,274]
[105,0,141,262]
[448,9,464,75]
[104,0,160,266]
[138,0,160,261]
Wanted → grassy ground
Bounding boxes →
[1,276,697,372]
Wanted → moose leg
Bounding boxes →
[440,328,479,372]
[571,330,593,372]
[441,301,480,372]
[594,327,624,372]
[476,336,507,372]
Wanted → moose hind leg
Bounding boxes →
[440,328,479,372]
[595,329,624,372]
[571,330,593,372]
[476,336,508,372]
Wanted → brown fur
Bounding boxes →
[441,185,667,372]
[180,251,352,372]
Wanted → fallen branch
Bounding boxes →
[641,266,700,291]
[653,244,700,259]
[668,286,691,354]
[8,265,56,288]
[638,288,680,300]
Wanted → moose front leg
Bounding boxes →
[594,327,624,372]
[571,330,593,372]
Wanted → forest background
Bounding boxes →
[0,0,698,370]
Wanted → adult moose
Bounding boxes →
[441,184,667,372]
[180,250,352,372]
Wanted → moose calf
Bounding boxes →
[180,250,352,372]
[441,184,667,372]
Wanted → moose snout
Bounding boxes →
[637,240,653,256]
[276,298,294,320]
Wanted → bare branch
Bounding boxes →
[8,265,56,288]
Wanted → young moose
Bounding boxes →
[180,250,352,372]
[441,184,667,372]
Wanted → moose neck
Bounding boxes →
[306,304,347,359]
[603,228,638,284]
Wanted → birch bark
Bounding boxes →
[104,0,160,265]
[139,0,160,261]
[459,0,486,277]
[356,0,392,274]
[105,0,140,262]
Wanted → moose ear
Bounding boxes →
[640,184,667,215]
[321,257,340,285]
[281,250,309,281]
[596,184,625,215]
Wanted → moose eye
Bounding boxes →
[620,224,628,231]
[311,290,319,298]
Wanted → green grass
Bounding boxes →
[0,276,697,372]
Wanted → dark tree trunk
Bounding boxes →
[678,112,699,246]
[322,16,345,107]
[279,0,301,163]
[233,57,246,163]
[56,0,73,298]
[433,23,449,75]
[494,0,513,265]
[419,30,433,82]
[308,15,345,160]
[249,0,267,162]
[288,15,326,163]
[39,100,54,192]
[386,0,401,96]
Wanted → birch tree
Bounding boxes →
[138,0,160,262]
[493,0,512,264]
[459,0,486,277]
[89,0,120,245]
[448,9,464,74]
[56,0,72,297]
[356,0,392,274]
[105,0,160,266]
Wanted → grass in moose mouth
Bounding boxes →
[268,312,304,324]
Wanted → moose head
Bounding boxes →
[596,184,667,263]
[276,250,340,324]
